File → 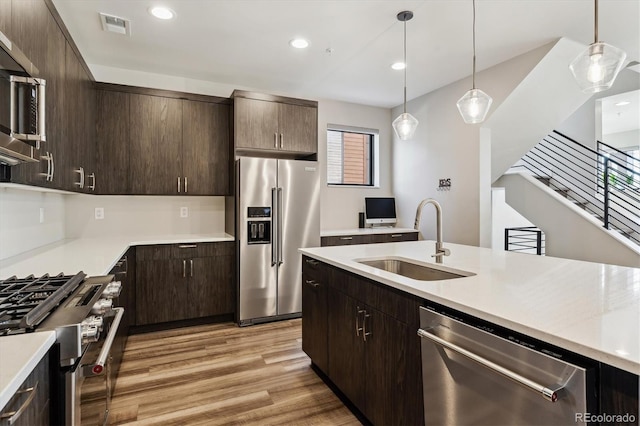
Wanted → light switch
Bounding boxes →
[180,207,189,218]
[95,207,105,220]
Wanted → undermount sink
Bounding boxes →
[355,257,475,281]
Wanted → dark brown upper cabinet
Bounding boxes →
[233,91,318,156]
[95,90,130,194]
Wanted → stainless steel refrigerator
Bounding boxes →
[236,157,320,326]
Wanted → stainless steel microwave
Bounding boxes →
[0,30,46,165]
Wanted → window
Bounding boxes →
[327,125,377,186]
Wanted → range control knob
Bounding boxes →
[81,325,99,344]
[102,281,122,299]
[81,315,104,331]
[91,299,113,315]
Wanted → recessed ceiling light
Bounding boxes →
[615,101,631,106]
[289,38,309,49]
[391,62,406,70]
[149,6,175,20]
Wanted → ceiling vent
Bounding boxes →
[99,13,131,36]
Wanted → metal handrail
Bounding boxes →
[511,131,639,246]
[504,227,544,255]
[597,139,640,163]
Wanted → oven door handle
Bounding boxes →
[83,308,124,376]
[417,328,561,402]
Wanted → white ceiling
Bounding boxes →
[52,0,640,108]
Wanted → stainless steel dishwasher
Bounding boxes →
[418,306,596,425]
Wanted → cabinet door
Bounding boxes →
[95,90,130,194]
[182,100,230,195]
[364,307,415,426]
[327,288,366,412]
[301,272,328,373]
[188,253,235,319]
[11,8,66,188]
[63,42,87,191]
[136,259,188,325]
[278,103,317,154]
[234,97,279,150]
[129,94,182,195]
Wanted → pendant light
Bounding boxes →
[569,0,627,94]
[456,0,492,124]
[392,11,419,141]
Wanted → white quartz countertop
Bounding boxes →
[0,233,234,279]
[299,240,640,374]
[0,331,56,411]
[321,227,418,237]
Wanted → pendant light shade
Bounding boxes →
[392,11,418,141]
[456,88,493,124]
[570,0,626,94]
[457,0,492,124]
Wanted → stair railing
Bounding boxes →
[504,227,545,255]
[511,130,639,246]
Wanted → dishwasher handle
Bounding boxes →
[417,328,560,403]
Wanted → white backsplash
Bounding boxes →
[65,194,226,238]
[0,186,66,260]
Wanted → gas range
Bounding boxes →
[0,271,124,425]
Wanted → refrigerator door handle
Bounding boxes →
[271,187,278,266]
[277,187,283,265]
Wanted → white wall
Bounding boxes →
[318,99,393,230]
[65,195,226,238]
[0,187,66,260]
[491,187,534,250]
[392,43,554,246]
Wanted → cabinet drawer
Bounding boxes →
[171,242,235,258]
[372,232,418,243]
[302,256,325,280]
[321,235,367,246]
[136,245,173,261]
[0,351,50,426]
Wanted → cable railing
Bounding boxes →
[510,130,640,246]
[504,227,545,255]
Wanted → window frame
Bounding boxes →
[326,124,378,188]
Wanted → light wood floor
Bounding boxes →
[102,319,361,425]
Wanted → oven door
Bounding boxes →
[79,307,124,426]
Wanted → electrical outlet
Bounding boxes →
[95,207,105,220]
[39,207,44,224]
[180,207,189,218]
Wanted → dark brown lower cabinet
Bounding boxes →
[302,258,423,425]
[136,242,235,326]
[600,363,639,421]
[0,350,50,426]
[321,231,418,247]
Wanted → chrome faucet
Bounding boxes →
[414,199,450,263]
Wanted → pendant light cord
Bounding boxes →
[594,0,599,44]
[403,18,407,114]
[472,0,477,89]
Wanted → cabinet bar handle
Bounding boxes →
[391,234,402,238]
[40,152,51,181]
[363,311,372,342]
[74,167,85,188]
[183,260,186,278]
[0,382,39,424]
[88,173,96,191]
[355,307,364,336]
[274,133,278,148]
[280,133,284,149]
[185,176,188,193]
[190,259,193,277]
[50,152,54,181]
[305,279,319,288]
[417,328,561,402]
[177,177,181,193]
[340,236,353,240]
[305,258,319,266]
[178,244,197,249]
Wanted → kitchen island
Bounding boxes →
[299,240,639,425]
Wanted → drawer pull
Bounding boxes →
[1,382,38,424]
[178,244,197,249]
[305,279,319,288]
[305,259,319,266]
[391,234,402,238]
[339,236,353,240]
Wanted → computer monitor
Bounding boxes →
[364,197,397,226]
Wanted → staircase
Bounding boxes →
[509,131,640,247]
